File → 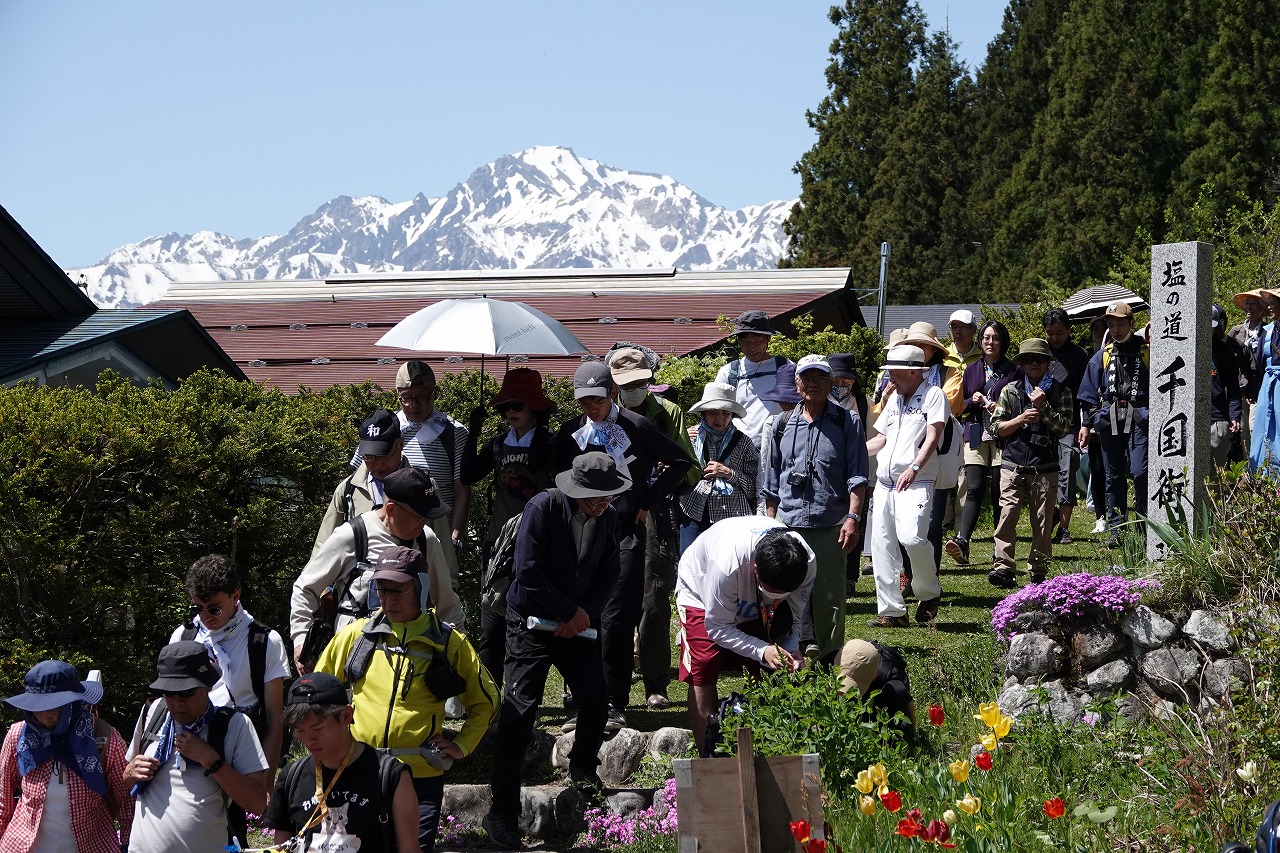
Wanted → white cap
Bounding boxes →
[795,354,831,374]
[949,309,976,326]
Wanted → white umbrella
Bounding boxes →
[1062,284,1149,320]
[375,297,589,356]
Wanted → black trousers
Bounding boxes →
[601,522,646,710]
[477,606,507,689]
[489,611,607,820]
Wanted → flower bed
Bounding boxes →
[990,572,1160,641]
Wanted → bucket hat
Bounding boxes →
[554,452,632,499]
[4,661,103,712]
[490,368,554,411]
[899,322,946,356]
[730,310,778,337]
[688,382,747,419]
[758,363,802,404]
[1015,338,1053,361]
[149,642,221,693]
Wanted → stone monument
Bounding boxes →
[1147,241,1212,561]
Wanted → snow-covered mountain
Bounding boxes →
[72,146,796,308]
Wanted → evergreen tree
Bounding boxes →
[860,30,977,304]
[782,0,927,279]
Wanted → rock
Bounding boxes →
[996,682,1040,718]
[519,787,560,839]
[1085,658,1134,693]
[1139,647,1201,697]
[442,784,491,829]
[1071,622,1127,669]
[648,727,694,760]
[1005,632,1064,681]
[1007,610,1062,638]
[599,728,652,786]
[1115,694,1146,722]
[1124,682,1178,720]
[552,730,575,770]
[554,785,590,836]
[1183,610,1234,654]
[1121,606,1179,649]
[606,791,651,821]
[523,729,557,774]
[1041,679,1085,725]
[1203,658,1251,700]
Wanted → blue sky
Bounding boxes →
[0,1,1008,267]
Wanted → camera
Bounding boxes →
[787,471,808,487]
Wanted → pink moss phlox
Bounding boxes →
[990,572,1160,641]
[581,777,679,846]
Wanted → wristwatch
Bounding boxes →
[204,757,225,777]
[846,512,861,522]
[910,463,921,472]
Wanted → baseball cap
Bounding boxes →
[795,354,831,375]
[358,409,401,456]
[949,309,976,326]
[383,467,449,520]
[395,360,435,390]
[287,672,349,706]
[1104,302,1134,318]
[371,544,426,584]
[574,361,615,399]
[608,347,653,385]
[838,639,881,696]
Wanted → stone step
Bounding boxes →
[442,782,658,843]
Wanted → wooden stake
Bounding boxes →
[737,727,762,853]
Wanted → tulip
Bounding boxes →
[881,790,903,813]
[897,818,922,838]
[860,796,877,817]
[791,820,811,842]
[956,794,981,815]
[804,840,826,853]
[993,714,1013,739]
[855,770,874,795]
[1237,761,1258,783]
[942,809,958,825]
[975,701,1001,728]
[980,732,998,752]
[975,750,993,771]
[929,704,945,726]
[923,819,953,844]
[948,759,970,783]
[1044,798,1066,819]
[868,763,888,787]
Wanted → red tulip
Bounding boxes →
[922,819,952,843]
[975,750,993,771]
[804,840,827,853]
[1044,797,1066,819]
[881,790,903,813]
[790,820,811,842]
[897,818,923,838]
[928,704,945,726]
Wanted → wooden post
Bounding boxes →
[736,728,762,853]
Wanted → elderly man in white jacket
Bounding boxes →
[674,515,815,754]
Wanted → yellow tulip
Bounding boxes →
[860,796,877,817]
[854,770,874,795]
[993,714,1013,739]
[868,763,888,787]
[980,733,998,751]
[975,701,1001,728]
[956,794,981,816]
[942,809,958,825]
[948,759,970,783]
[878,783,889,798]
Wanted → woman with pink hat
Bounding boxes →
[1,661,134,851]
[462,368,557,687]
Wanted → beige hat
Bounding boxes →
[688,381,747,419]
[899,321,946,356]
[1104,301,1133,319]
[1234,289,1267,310]
[608,347,653,385]
[883,328,909,350]
[838,639,881,696]
[1015,338,1053,362]
[395,360,435,390]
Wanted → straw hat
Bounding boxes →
[899,321,946,356]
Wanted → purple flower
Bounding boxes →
[990,572,1160,641]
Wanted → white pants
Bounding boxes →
[870,480,941,617]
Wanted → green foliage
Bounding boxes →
[906,631,1004,708]
[720,666,908,799]
[767,315,886,388]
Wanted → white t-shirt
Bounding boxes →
[169,607,289,711]
[127,705,268,853]
[29,769,73,853]
[872,383,948,483]
[716,357,791,449]
[675,516,815,660]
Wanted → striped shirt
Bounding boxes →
[351,410,469,510]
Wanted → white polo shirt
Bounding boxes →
[872,383,947,483]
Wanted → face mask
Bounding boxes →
[758,585,788,602]
[831,385,852,402]
[619,387,648,407]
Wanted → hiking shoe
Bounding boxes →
[483,811,522,850]
[604,707,626,734]
[1028,571,1047,584]
[866,614,910,628]
[802,642,821,660]
[915,597,941,625]
[944,537,970,565]
[861,561,874,576]
[1092,517,1107,534]
[1051,527,1072,545]
[988,568,1018,589]
[568,764,606,809]
[562,689,577,711]
[646,693,670,709]
[1105,535,1121,550]
[560,714,578,734]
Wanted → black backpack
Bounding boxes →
[138,702,250,847]
[481,488,562,614]
[277,749,409,852]
[180,621,270,737]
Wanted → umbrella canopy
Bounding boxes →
[1061,284,1149,320]
[375,297,589,356]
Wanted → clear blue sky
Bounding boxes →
[0,1,1008,267]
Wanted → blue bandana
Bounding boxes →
[17,701,107,798]
[130,701,218,797]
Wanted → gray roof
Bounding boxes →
[861,304,1022,341]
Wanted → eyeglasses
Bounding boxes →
[163,687,200,699]
[374,584,414,598]
[1022,356,1050,364]
[582,495,615,508]
[496,400,526,414]
[397,389,435,406]
[799,374,831,386]
[189,603,224,619]
[618,379,649,392]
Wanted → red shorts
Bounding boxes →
[677,605,766,686]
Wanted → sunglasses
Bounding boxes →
[163,687,200,699]
[189,603,224,619]
[496,400,526,414]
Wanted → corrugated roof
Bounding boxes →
[0,203,97,321]
[159,268,865,391]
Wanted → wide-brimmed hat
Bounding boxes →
[882,328,909,350]
[490,367,554,411]
[730,310,778,337]
[880,344,927,372]
[4,660,104,712]
[1233,289,1267,310]
[1015,338,1053,362]
[555,451,632,499]
[150,642,221,694]
[608,347,653,385]
[899,321,946,355]
[838,639,881,696]
[358,408,402,457]
[759,363,802,404]
[689,382,747,419]
[383,467,449,520]
[829,353,858,380]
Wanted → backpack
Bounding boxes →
[727,355,788,390]
[342,611,464,700]
[869,640,910,693]
[277,749,409,852]
[932,415,964,491]
[138,702,249,848]
[180,620,270,738]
